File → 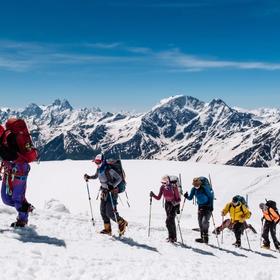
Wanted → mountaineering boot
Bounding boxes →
[232,240,241,248]
[212,227,221,235]
[195,238,204,243]
[118,218,128,236]
[10,219,27,228]
[100,223,112,235]
[166,237,177,243]
[202,233,209,244]
[261,244,270,250]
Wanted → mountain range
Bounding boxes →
[1,95,280,167]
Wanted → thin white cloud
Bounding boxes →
[1,40,280,72]
[157,50,280,71]
[84,42,122,49]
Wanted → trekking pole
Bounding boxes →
[221,215,224,244]
[178,198,186,223]
[211,213,220,248]
[148,196,152,237]
[85,181,95,227]
[96,188,101,200]
[208,174,220,248]
[176,215,184,245]
[244,228,251,250]
[109,192,119,224]
[124,191,130,208]
[118,154,130,208]
[260,219,264,247]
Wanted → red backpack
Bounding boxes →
[0,118,38,163]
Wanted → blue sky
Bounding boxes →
[0,0,280,112]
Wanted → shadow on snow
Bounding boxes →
[112,236,159,253]
[0,227,66,247]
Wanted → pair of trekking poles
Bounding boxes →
[85,180,130,228]
[148,195,184,244]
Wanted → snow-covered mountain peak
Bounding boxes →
[50,99,73,112]
[21,103,43,118]
[1,96,280,167]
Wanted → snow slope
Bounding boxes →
[0,160,280,280]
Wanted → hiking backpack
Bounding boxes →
[234,195,248,208]
[199,176,214,197]
[0,118,38,163]
[107,159,126,193]
[169,175,183,195]
[265,200,280,217]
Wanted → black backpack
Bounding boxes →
[106,159,126,193]
[266,200,279,215]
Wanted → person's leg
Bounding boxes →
[12,178,28,223]
[201,210,212,243]
[1,178,15,207]
[99,194,112,234]
[165,202,177,242]
[269,222,279,249]
[262,220,270,247]
[233,222,243,247]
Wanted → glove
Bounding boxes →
[150,191,155,197]
[240,214,246,219]
[111,187,119,193]
[221,211,226,216]
[183,192,188,198]
[84,174,91,181]
[176,205,180,214]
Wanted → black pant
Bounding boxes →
[232,222,244,244]
[262,220,279,249]
[165,201,177,240]
[100,191,121,224]
[198,207,212,236]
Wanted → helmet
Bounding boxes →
[161,175,170,185]
[232,195,239,204]
[93,154,103,164]
[192,177,201,188]
[259,203,267,211]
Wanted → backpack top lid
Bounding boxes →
[266,200,277,210]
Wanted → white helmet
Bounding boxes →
[94,154,103,164]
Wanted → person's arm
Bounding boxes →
[152,186,163,200]
[185,187,195,201]
[241,205,251,219]
[222,203,230,216]
[84,169,98,181]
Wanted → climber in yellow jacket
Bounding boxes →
[221,195,251,247]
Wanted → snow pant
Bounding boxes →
[1,162,30,223]
[165,201,177,240]
[232,222,245,244]
[262,220,280,249]
[100,191,122,224]
[198,206,212,237]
